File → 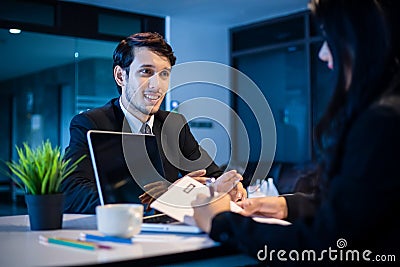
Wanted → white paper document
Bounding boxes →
[150,176,209,224]
[150,176,291,226]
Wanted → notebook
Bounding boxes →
[87,130,203,234]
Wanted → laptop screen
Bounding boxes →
[87,130,204,234]
[87,130,165,207]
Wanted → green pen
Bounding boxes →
[39,235,111,250]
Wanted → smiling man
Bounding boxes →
[61,32,245,214]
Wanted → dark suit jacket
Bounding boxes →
[209,95,400,265]
[61,98,223,214]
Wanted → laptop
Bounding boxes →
[87,130,203,234]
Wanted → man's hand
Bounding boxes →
[139,181,169,212]
[214,170,247,202]
[185,169,209,184]
[138,169,209,212]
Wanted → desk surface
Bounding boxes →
[0,214,257,267]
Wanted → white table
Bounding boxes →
[0,214,257,266]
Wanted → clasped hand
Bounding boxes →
[139,169,247,211]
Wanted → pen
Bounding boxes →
[206,177,216,197]
[80,233,133,244]
[39,235,112,250]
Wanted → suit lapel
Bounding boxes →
[153,114,166,160]
[153,112,179,182]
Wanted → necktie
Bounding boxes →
[140,123,152,134]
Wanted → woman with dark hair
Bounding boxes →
[192,0,400,265]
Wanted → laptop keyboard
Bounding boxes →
[143,213,178,224]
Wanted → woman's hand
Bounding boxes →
[237,196,288,219]
[192,193,231,233]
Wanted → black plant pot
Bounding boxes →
[25,193,65,230]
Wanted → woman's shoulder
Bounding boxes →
[341,94,400,181]
[350,94,400,141]
[364,94,400,124]
[374,94,400,115]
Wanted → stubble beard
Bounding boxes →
[124,82,165,118]
[125,93,161,117]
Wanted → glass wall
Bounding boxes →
[231,11,331,165]
[235,45,309,163]
[0,30,118,197]
[0,0,165,199]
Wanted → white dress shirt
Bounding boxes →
[119,97,154,133]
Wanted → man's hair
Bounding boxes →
[113,32,176,94]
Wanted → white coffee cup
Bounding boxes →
[96,204,144,238]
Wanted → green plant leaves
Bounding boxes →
[5,140,85,195]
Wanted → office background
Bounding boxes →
[0,0,331,213]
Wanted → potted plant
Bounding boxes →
[5,140,84,230]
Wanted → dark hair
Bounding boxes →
[112,32,176,94]
[378,0,400,60]
[310,0,399,188]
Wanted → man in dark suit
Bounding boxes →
[61,32,246,214]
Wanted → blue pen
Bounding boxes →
[80,233,133,244]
